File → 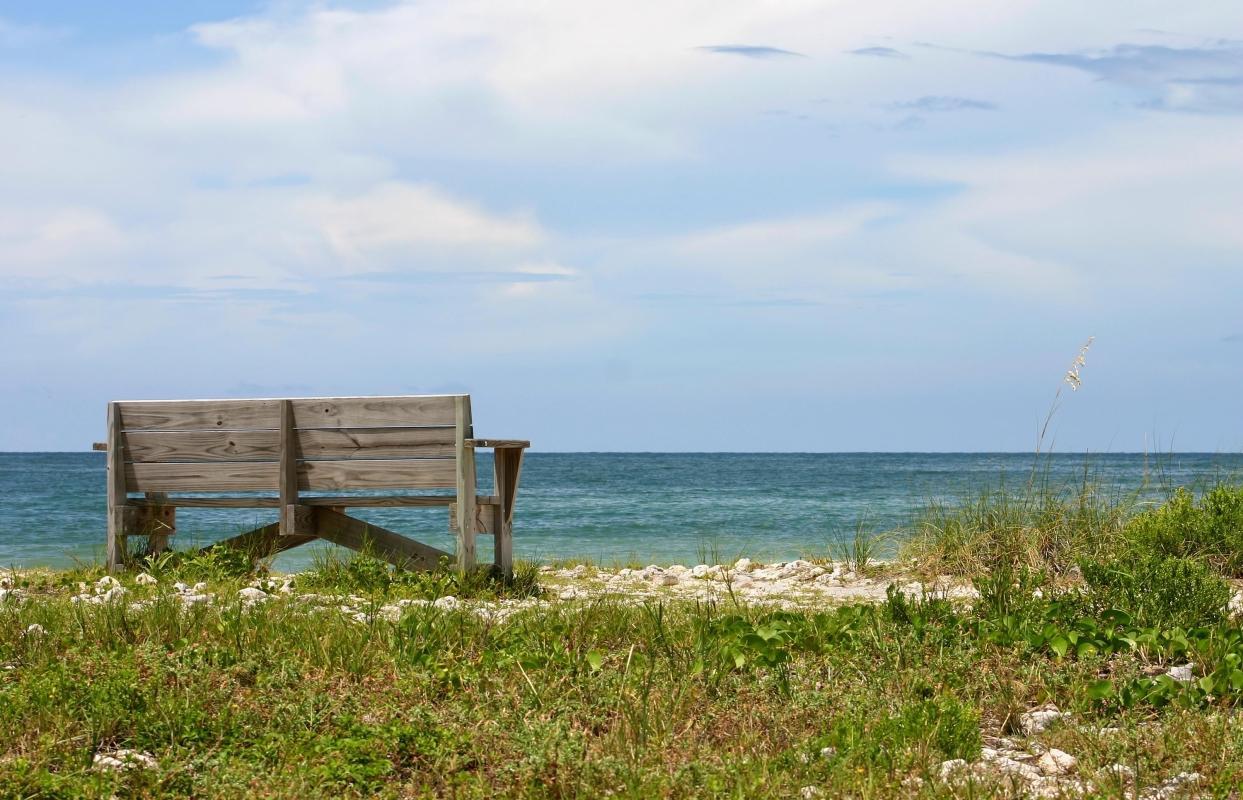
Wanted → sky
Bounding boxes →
[1,0,1241,452]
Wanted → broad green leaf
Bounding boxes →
[1049,634,1070,658]
[1087,680,1114,700]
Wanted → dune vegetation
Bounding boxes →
[2,483,1243,799]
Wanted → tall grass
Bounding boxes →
[898,473,1141,577]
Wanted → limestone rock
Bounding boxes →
[93,749,158,772]
[1037,748,1077,776]
[1018,707,1067,735]
[1164,663,1195,682]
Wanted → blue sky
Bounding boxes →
[1,1,1241,451]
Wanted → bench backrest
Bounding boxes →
[110,395,472,495]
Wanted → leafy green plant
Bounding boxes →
[1080,554,1230,630]
[1123,484,1243,574]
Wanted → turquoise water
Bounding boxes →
[1,452,1240,570]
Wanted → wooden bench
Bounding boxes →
[94,395,528,576]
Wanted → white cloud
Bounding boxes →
[0,207,129,281]
[304,182,543,265]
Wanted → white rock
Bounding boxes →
[799,787,823,799]
[92,749,158,772]
[74,586,129,605]
[0,574,12,589]
[377,605,403,622]
[24,623,46,636]
[690,564,711,578]
[192,582,208,593]
[1018,707,1067,735]
[1164,663,1195,683]
[173,582,189,593]
[1105,763,1135,782]
[989,755,1043,782]
[433,595,459,611]
[1229,590,1243,616]
[733,557,753,572]
[238,587,269,604]
[819,746,837,759]
[1142,772,1202,800]
[95,575,121,592]
[559,587,587,600]
[666,564,689,576]
[1037,748,1077,776]
[134,573,158,586]
[937,759,970,781]
[178,593,211,606]
[651,573,680,586]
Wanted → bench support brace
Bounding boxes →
[203,507,452,571]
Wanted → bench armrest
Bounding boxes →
[465,439,530,449]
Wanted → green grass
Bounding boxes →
[4,482,1243,797]
[3,538,1242,798]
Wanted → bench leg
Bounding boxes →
[144,493,175,556]
[106,506,126,572]
[492,447,524,579]
[493,506,513,579]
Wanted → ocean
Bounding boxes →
[1,452,1240,571]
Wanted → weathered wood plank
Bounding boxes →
[126,458,458,492]
[123,430,280,462]
[313,509,451,571]
[121,494,176,555]
[118,396,461,431]
[200,522,316,560]
[300,427,456,458]
[279,400,299,535]
[119,399,280,432]
[105,402,128,572]
[448,502,495,535]
[292,396,458,429]
[466,439,531,449]
[130,494,498,509]
[300,459,457,490]
[282,504,317,537]
[454,396,476,572]
[494,446,524,577]
[127,461,279,492]
[123,427,456,462]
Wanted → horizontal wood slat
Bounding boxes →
[127,459,458,492]
[129,495,499,508]
[301,459,457,490]
[117,395,461,431]
[124,427,456,462]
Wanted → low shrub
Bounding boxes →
[1079,554,1231,630]
[1123,484,1243,575]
